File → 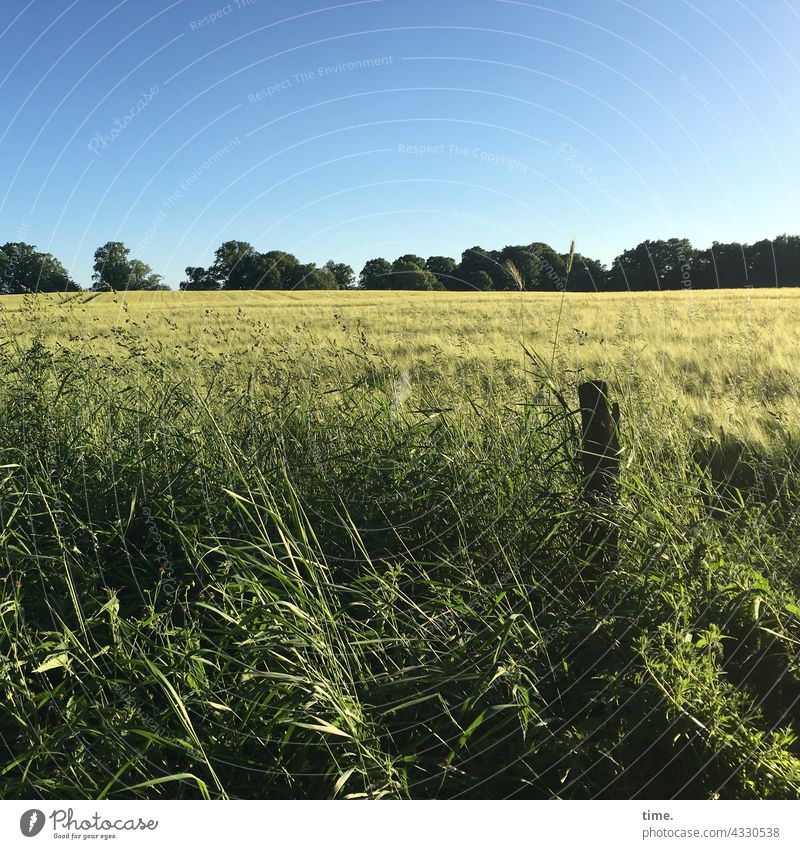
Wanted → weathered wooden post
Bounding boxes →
[578,381,620,568]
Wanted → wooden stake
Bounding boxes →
[578,381,620,567]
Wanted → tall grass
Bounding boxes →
[1,306,799,799]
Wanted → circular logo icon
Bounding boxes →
[19,810,46,837]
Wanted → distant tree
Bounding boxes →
[262,251,299,289]
[455,246,503,290]
[651,238,695,289]
[742,236,800,287]
[324,260,355,290]
[770,234,800,285]
[0,250,8,293]
[389,258,440,290]
[694,241,748,289]
[128,258,163,290]
[465,270,493,291]
[284,262,337,290]
[180,266,218,291]
[212,240,255,288]
[122,231,800,296]
[527,243,567,290]
[92,242,132,290]
[92,242,162,291]
[745,239,775,287]
[0,242,78,293]
[394,254,426,270]
[687,248,716,289]
[497,245,541,290]
[186,247,303,291]
[34,251,78,292]
[568,255,608,292]
[222,252,281,290]
[282,262,304,290]
[425,255,457,288]
[359,257,392,289]
[677,237,800,289]
[610,238,695,291]
[247,253,284,289]
[610,241,654,291]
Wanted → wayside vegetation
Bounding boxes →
[1,290,799,799]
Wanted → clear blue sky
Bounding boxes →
[1,0,798,287]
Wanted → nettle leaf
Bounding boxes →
[33,653,71,674]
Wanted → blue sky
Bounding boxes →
[1,0,798,287]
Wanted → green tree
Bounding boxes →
[223,252,281,290]
[743,236,800,287]
[568,255,608,292]
[708,241,747,289]
[610,239,695,291]
[180,266,218,291]
[284,262,337,290]
[212,240,255,288]
[465,270,493,291]
[389,258,439,290]
[0,242,78,293]
[394,253,426,269]
[324,260,355,290]
[245,253,283,289]
[497,245,541,290]
[128,258,163,290]
[92,242,131,290]
[359,258,392,289]
[609,241,652,291]
[425,256,456,288]
[768,234,800,286]
[258,251,298,289]
[772,234,800,282]
[454,246,502,290]
[92,242,163,291]
[526,243,567,290]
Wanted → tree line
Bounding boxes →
[2,234,799,294]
